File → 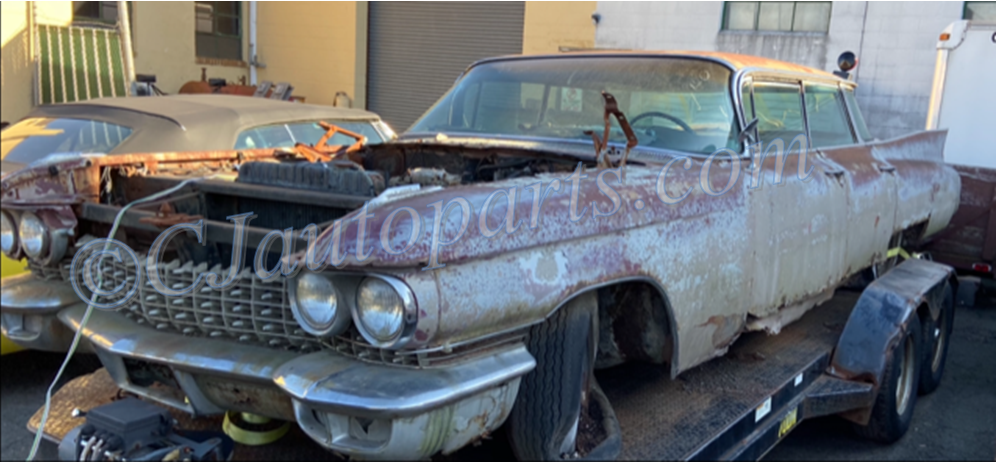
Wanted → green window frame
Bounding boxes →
[723,1,832,33]
[195,1,243,61]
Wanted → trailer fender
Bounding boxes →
[830,259,956,387]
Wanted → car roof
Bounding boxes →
[468,50,844,81]
[24,95,381,154]
[33,94,380,129]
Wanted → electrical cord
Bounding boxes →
[27,175,215,461]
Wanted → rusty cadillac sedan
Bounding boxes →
[0,52,960,460]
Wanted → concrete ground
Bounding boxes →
[2,289,993,461]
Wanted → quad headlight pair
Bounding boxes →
[289,273,416,348]
[1,210,66,263]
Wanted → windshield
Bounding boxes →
[235,120,387,149]
[1,117,133,165]
[409,57,740,154]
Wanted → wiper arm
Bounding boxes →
[583,91,639,171]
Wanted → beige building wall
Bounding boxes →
[1,1,73,123]
[252,0,598,108]
[4,0,597,122]
[255,1,365,108]
[1,1,252,123]
[522,1,597,54]
[131,2,249,95]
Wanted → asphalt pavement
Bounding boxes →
[2,288,993,461]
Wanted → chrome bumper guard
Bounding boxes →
[58,305,535,460]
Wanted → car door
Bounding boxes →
[810,83,897,276]
[743,79,849,319]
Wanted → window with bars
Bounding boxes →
[723,2,831,33]
[195,1,242,61]
[963,2,996,22]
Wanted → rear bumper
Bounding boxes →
[58,305,535,460]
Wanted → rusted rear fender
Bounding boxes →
[829,258,956,387]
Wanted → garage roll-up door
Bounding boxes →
[367,2,525,132]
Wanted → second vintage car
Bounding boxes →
[0,94,393,355]
[1,52,959,460]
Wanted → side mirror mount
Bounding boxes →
[834,51,857,79]
[738,118,759,148]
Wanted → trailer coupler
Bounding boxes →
[57,398,234,462]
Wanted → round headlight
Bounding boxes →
[18,212,48,259]
[0,211,16,257]
[289,273,349,337]
[356,278,407,344]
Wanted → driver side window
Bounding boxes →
[752,81,806,147]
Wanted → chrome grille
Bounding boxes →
[28,252,525,367]
[36,253,323,351]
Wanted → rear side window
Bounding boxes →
[842,88,872,142]
[752,82,806,147]
[235,121,386,149]
[1,117,133,164]
[803,84,855,148]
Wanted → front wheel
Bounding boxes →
[507,292,621,461]
[853,315,922,443]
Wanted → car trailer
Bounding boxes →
[29,258,957,461]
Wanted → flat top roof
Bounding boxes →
[40,94,380,129]
[472,50,842,80]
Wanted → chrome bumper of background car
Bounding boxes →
[58,305,536,460]
[0,273,90,352]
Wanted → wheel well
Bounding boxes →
[902,221,929,247]
[588,281,677,373]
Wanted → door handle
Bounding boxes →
[877,164,896,173]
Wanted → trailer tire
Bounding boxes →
[507,292,618,461]
[919,283,954,395]
[853,315,922,443]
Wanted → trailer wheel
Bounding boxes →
[507,292,619,461]
[853,315,922,443]
[919,283,954,394]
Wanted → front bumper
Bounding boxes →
[0,273,91,353]
[57,305,534,460]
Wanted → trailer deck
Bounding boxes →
[31,291,867,461]
[606,291,861,460]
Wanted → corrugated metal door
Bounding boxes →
[367,2,525,131]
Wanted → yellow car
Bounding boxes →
[0,254,27,355]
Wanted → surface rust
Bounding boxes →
[1,91,960,382]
